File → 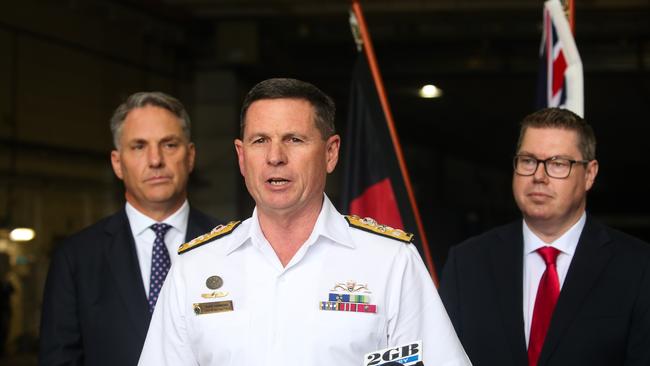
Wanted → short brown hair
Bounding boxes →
[239,78,336,139]
[516,107,596,160]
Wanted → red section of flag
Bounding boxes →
[552,50,567,96]
[349,178,404,230]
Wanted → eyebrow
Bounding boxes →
[160,135,183,143]
[127,138,148,145]
[244,132,267,141]
[245,131,309,140]
[126,135,183,144]
[518,151,576,159]
[283,132,309,139]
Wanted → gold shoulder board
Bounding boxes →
[178,221,242,255]
[344,215,414,243]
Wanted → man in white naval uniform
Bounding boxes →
[138,78,471,366]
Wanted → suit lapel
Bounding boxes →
[103,210,151,338]
[538,217,613,365]
[185,208,214,242]
[98,207,215,340]
[490,222,529,365]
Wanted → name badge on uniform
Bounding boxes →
[364,340,422,366]
[193,300,233,315]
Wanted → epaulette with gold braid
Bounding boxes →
[344,215,414,243]
[178,221,242,255]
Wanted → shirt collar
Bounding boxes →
[225,194,353,255]
[523,211,586,255]
[309,194,355,249]
[125,200,189,236]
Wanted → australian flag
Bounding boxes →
[536,0,583,117]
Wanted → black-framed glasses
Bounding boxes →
[513,155,590,179]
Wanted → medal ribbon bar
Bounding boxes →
[328,293,371,304]
[319,301,377,313]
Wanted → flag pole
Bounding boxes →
[350,0,438,285]
[568,0,575,33]
[561,0,575,33]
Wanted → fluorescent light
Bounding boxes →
[9,228,35,242]
[419,84,443,98]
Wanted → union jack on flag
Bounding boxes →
[536,0,583,117]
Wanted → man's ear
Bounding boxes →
[234,139,246,177]
[325,134,340,174]
[187,143,196,173]
[584,159,599,191]
[111,150,124,180]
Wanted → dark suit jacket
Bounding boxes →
[439,216,650,366]
[38,207,218,366]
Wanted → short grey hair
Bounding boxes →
[110,91,191,149]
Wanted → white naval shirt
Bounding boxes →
[138,196,470,366]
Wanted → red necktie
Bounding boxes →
[528,246,561,366]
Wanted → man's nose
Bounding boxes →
[532,161,549,182]
[266,142,287,166]
[148,146,164,168]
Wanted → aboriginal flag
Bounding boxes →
[536,0,583,117]
[340,55,426,258]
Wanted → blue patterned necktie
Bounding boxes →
[148,223,172,313]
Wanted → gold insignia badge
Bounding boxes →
[178,221,242,254]
[344,215,414,243]
[201,291,229,299]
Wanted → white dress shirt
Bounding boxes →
[138,195,471,366]
[125,200,190,298]
[522,212,586,346]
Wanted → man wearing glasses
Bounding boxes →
[439,107,650,366]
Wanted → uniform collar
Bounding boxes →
[225,194,354,256]
[523,211,585,256]
[125,200,189,237]
[309,194,355,249]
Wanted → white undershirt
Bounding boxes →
[522,212,585,346]
[125,200,189,298]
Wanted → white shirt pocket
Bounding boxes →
[191,309,250,365]
[307,309,386,364]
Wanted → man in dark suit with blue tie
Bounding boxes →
[439,107,650,366]
[38,92,219,366]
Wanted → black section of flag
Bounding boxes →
[339,55,425,255]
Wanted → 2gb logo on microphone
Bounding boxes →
[364,340,422,366]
